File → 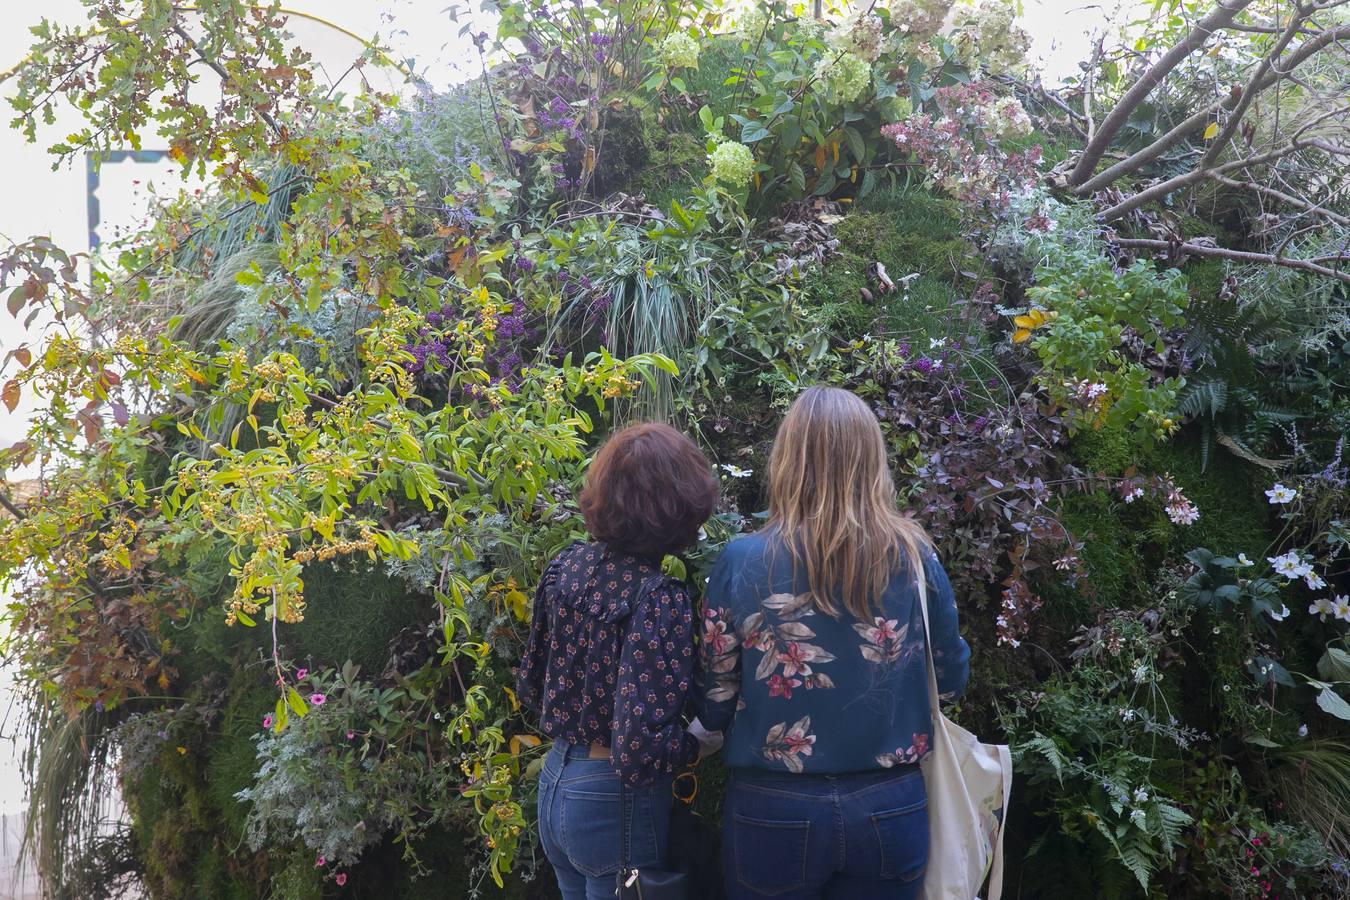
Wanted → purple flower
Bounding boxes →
[309,693,327,706]
[912,358,935,374]
[896,342,911,357]
[426,310,444,326]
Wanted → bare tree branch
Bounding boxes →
[1066,0,1256,187]
[1112,237,1350,283]
[1207,172,1350,226]
[1068,23,1350,195]
[1098,102,1350,221]
[1197,5,1309,169]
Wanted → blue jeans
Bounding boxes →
[723,766,929,900]
[537,741,674,900]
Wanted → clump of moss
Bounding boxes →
[291,562,428,674]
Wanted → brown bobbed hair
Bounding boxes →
[767,385,932,620]
[579,423,719,561]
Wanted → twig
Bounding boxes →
[1205,172,1350,226]
[169,23,282,139]
[1112,237,1350,284]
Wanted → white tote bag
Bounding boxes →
[917,577,1012,900]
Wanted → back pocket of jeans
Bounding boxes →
[732,814,810,896]
[870,799,928,881]
[560,786,624,877]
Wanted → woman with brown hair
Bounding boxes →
[697,386,971,900]
[516,422,720,900]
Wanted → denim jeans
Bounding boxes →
[537,741,674,900]
[723,765,929,900]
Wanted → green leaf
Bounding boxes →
[1316,687,1350,720]
[1318,647,1350,682]
[286,688,309,718]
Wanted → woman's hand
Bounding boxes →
[687,717,724,760]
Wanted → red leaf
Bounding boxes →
[1,379,18,413]
[13,347,31,368]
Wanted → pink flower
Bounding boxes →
[335,872,347,886]
[767,675,802,699]
[262,713,274,729]
[315,856,326,867]
[779,643,812,677]
[295,668,309,680]
[346,730,355,740]
[309,693,327,706]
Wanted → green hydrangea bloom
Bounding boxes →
[708,140,755,187]
[814,52,871,104]
[659,32,700,69]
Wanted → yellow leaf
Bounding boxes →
[1203,122,1219,140]
[1012,328,1032,344]
[503,686,520,712]
[1013,314,1038,329]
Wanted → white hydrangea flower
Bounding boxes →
[708,140,755,186]
[813,51,872,104]
[658,32,700,69]
[828,11,884,62]
[986,96,1033,141]
[949,0,1033,76]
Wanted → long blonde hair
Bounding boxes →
[767,386,931,620]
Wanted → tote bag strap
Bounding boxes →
[913,560,942,713]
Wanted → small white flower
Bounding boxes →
[1123,487,1144,504]
[1298,724,1309,738]
[1119,708,1136,722]
[1269,604,1290,622]
[1222,684,1231,692]
[1129,808,1146,826]
[1133,663,1149,684]
[1269,552,1303,579]
[1304,571,1327,590]
[1166,501,1199,525]
[1310,597,1333,621]
[1265,484,1298,504]
[1132,787,1149,803]
[1334,595,1350,623]
[1212,626,1221,635]
[719,464,753,478]
[1237,553,1252,566]
[929,337,947,349]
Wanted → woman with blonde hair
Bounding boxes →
[698,386,970,900]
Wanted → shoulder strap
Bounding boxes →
[914,561,942,717]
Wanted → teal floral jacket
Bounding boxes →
[696,530,970,773]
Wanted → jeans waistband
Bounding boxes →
[551,739,609,762]
[730,764,921,788]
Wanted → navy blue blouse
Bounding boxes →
[516,542,699,786]
[697,530,970,774]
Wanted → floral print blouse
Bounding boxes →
[697,530,970,774]
[516,541,699,786]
